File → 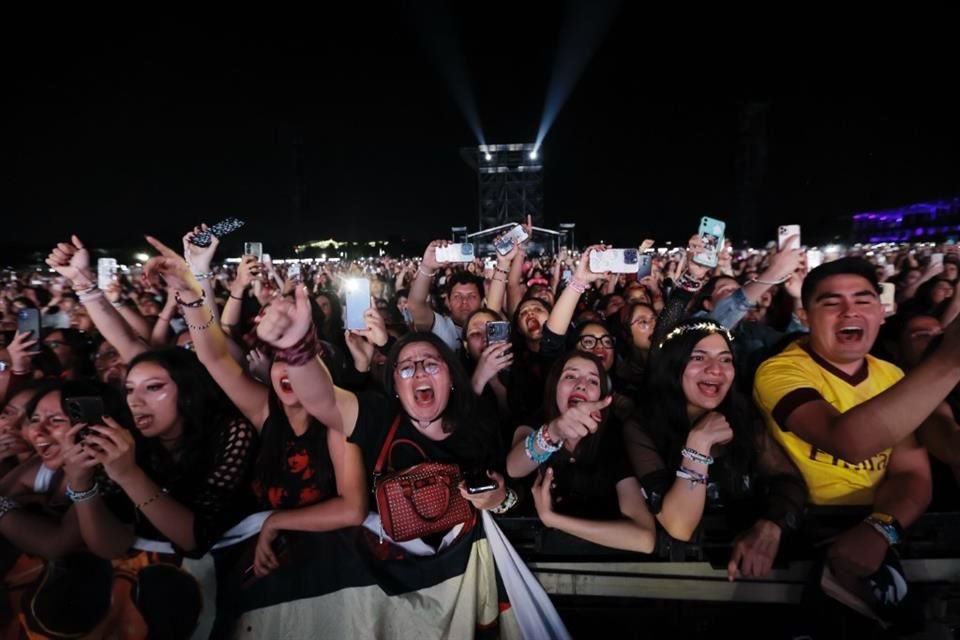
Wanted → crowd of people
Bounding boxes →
[1,221,959,638]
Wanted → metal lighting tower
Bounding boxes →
[460,143,544,231]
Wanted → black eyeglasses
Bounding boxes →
[577,335,615,350]
[396,358,443,380]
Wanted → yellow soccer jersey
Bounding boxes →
[753,340,904,506]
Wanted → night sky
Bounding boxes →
[6,7,959,261]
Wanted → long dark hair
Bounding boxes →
[383,332,475,436]
[542,350,612,466]
[126,349,243,487]
[637,319,756,480]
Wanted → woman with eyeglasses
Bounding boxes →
[615,302,658,401]
[244,290,518,635]
[623,319,806,580]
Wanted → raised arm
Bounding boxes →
[256,285,359,436]
[545,246,609,337]
[46,235,147,363]
[143,235,270,428]
[408,240,446,332]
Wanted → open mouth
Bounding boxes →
[413,385,435,405]
[279,377,294,393]
[35,440,59,459]
[134,414,153,429]
[567,392,588,408]
[697,382,723,397]
[525,317,542,333]
[837,326,864,343]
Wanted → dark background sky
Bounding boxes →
[5,6,959,261]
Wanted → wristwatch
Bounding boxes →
[864,511,904,546]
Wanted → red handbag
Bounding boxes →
[373,416,475,542]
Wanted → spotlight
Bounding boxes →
[485,152,492,161]
[134,253,150,263]
[529,150,538,160]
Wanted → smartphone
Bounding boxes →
[561,269,573,283]
[483,258,496,272]
[463,468,498,494]
[636,254,653,279]
[930,253,945,269]
[494,225,530,255]
[435,243,475,263]
[97,258,117,290]
[693,216,726,268]
[243,242,263,261]
[778,225,801,251]
[287,263,301,282]
[806,249,824,270]
[65,396,105,442]
[189,217,246,247]
[589,248,640,274]
[16,308,41,351]
[345,278,371,330]
[485,321,511,347]
[879,282,896,316]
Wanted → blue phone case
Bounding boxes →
[693,216,725,268]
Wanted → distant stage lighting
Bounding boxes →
[485,152,492,161]
[529,150,538,160]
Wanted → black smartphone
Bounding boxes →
[65,396,105,441]
[636,254,653,279]
[463,469,498,494]
[485,321,511,347]
[189,217,246,248]
[16,308,41,353]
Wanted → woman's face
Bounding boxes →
[576,323,615,371]
[681,333,735,418]
[315,295,333,323]
[464,312,498,361]
[555,356,602,415]
[44,330,73,369]
[931,280,954,305]
[393,341,451,426]
[0,389,34,435]
[603,295,626,319]
[70,307,94,332]
[125,361,183,441]
[94,342,126,387]
[515,300,549,341]
[23,391,71,469]
[628,306,657,351]
[270,361,301,407]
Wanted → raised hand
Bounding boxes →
[83,417,139,485]
[575,245,612,284]
[471,342,513,392]
[143,235,198,294]
[182,224,221,274]
[45,235,93,286]
[256,285,313,349]
[422,240,450,271]
[545,396,613,444]
[688,411,733,452]
[6,331,38,371]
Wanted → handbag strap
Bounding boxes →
[373,415,430,478]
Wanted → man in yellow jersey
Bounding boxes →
[753,257,959,583]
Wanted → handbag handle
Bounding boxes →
[373,415,428,478]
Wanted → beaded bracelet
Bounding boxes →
[175,290,206,308]
[681,447,714,465]
[494,265,510,275]
[524,431,554,465]
[676,467,708,488]
[566,278,587,294]
[536,425,563,452]
[490,488,519,515]
[193,271,215,280]
[184,311,216,331]
[136,489,167,511]
[417,266,437,278]
[65,483,100,503]
[0,496,20,521]
[74,282,98,296]
[229,293,244,301]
